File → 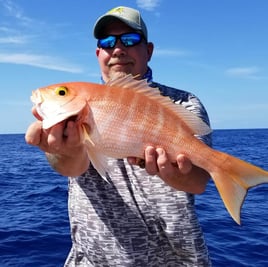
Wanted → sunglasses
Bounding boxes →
[97,32,144,49]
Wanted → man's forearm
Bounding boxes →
[46,152,90,177]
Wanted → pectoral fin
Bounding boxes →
[80,124,109,182]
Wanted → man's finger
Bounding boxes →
[25,121,42,145]
[176,154,192,174]
[144,146,158,175]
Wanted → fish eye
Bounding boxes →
[55,86,68,96]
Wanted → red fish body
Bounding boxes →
[31,75,268,224]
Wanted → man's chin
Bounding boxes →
[109,70,132,80]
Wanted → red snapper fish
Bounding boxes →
[31,74,268,224]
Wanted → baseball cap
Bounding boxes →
[93,6,148,40]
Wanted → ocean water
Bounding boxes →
[0,129,267,267]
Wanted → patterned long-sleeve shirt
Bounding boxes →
[64,79,212,267]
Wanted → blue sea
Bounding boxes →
[0,129,268,267]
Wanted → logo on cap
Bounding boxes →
[107,7,124,15]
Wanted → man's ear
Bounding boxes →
[96,47,100,57]
[147,42,154,61]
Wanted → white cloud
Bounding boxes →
[225,66,260,79]
[0,36,28,44]
[0,26,13,33]
[0,2,84,74]
[0,53,83,73]
[0,25,31,44]
[136,0,160,11]
[1,0,32,25]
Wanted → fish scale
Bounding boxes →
[31,74,268,224]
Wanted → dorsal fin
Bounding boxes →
[106,74,211,136]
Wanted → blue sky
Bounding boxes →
[0,0,267,133]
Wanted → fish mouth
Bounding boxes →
[41,109,84,129]
[31,87,89,129]
[39,98,88,129]
[65,115,78,122]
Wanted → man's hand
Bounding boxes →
[25,117,89,177]
[25,120,81,154]
[128,146,210,194]
[144,146,192,175]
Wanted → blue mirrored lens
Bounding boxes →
[121,33,141,47]
[98,33,142,49]
[98,36,116,48]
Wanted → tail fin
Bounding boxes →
[210,152,268,224]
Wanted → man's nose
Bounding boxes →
[112,40,127,56]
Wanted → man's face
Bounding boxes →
[96,20,153,82]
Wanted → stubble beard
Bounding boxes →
[108,70,131,81]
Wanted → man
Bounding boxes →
[26,6,212,266]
